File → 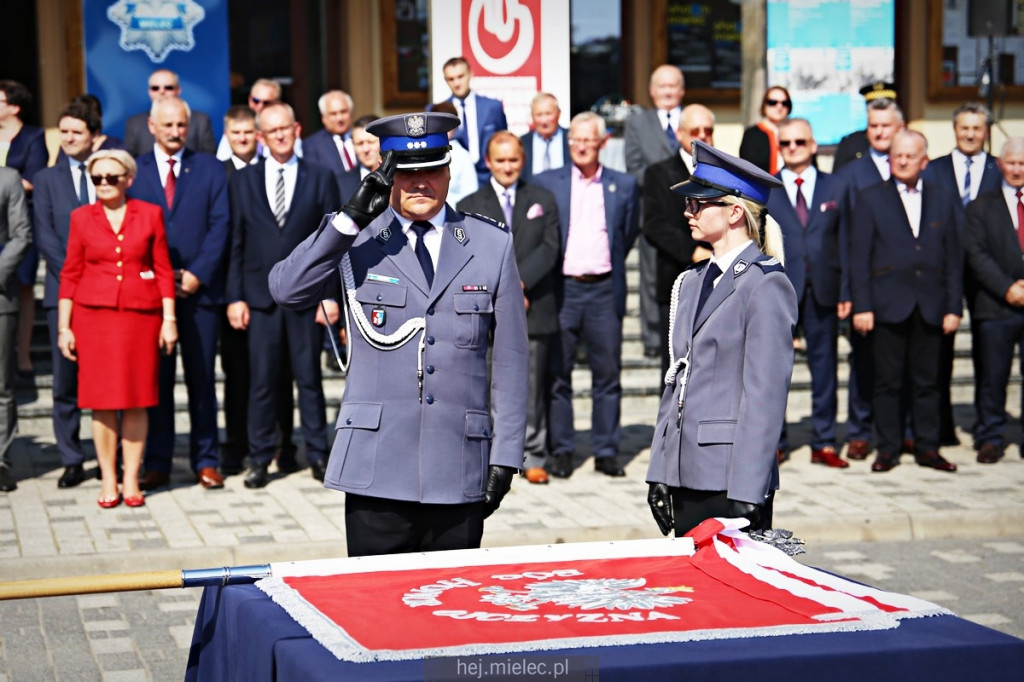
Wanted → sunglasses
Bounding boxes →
[249,97,277,106]
[688,127,714,136]
[90,174,125,186]
[779,138,810,147]
[149,85,177,92]
[685,198,728,215]
[766,98,792,107]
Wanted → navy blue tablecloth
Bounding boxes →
[185,583,1024,682]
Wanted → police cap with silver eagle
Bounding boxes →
[366,112,459,170]
[670,140,782,206]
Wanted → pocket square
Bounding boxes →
[819,200,837,212]
[526,203,544,219]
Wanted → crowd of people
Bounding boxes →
[0,62,1021,539]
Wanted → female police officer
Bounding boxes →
[646,141,798,536]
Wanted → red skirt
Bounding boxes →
[72,304,162,410]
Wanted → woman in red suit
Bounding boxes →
[57,150,177,508]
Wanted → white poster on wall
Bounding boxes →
[429,0,571,136]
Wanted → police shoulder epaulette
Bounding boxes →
[462,212,509,232]
[751,255,785,274]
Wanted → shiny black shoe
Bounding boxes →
[0,467,16,492]
[58,464,86,489]
[594,457,626,477]
[243,463,270,489]
[310,460,327,482]
[545,452,573,479]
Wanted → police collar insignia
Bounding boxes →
[454,227,467,243]
[733,260,748,275]
[378,227,392,242]
[405,115,426,137]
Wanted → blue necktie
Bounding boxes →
[502,190,514,230]
[456,98,470,151]
[410,221,435,287]
[694,261,722,324]
[664,113,675,145]
[77,164,89,205]
[962,156,973,207]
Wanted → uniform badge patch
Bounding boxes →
[733,260,748,275]
[454,227,466,243]
[371,307,386,327]
[405,115,426,137]
[378,227,392,242]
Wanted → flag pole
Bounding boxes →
[0,564,272,601]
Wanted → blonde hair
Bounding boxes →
[85,149,137,178]
[721,195,786,266]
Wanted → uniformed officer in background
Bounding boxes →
[269,112,529,557]
[646,141,798,536]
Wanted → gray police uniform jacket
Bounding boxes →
[269,206,529,505]
[646,242,798,505]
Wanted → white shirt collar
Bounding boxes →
[711,239,755,281]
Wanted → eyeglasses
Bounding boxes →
[687,127,714,136]
[249,97,277,106]
[685,198,728,215]
[90,174,125,186]
[779,138,810,147]
[149,85,177,92]
[766,98,792,108]
[567,137,602,147]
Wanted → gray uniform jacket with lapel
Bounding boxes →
[269,206,529,504]
[646,242,798,504]
[0,168,32,311]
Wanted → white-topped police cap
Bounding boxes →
[367,112,459,170]
[671,140,783,206]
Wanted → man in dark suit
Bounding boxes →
[833,82,898,172]
[458,131,561,485]
[520,93,569,182]
[0,167,32,492]
[215,79,285,161]
[302,90,361,200]
[963,137,1024,464]
[923,102,1003,446]
[643,103,714,378]
[834,97,905,460]
[625,64,686,361]
[851,130,962,474]
[128,96,230,491]
[32,100,100,489]
[435,57,508,186]
[227,103,340,488]
[768,118,850,468]
[533,112,640,478]
[122,69,217,158]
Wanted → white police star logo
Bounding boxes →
[107,0,206,63]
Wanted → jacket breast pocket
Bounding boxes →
[463,410,492,496]
[696,419,737,445]
[355,282,407,334]
[327,402,382,489]
[453,292,493,349]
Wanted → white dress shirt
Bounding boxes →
[264,154,299,216]
[896,178,923,238]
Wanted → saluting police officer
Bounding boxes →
[269,112,529,557]
[647,141,798,536]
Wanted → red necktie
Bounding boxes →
[794,177,809,228]
[340,138,354,171]
[1017,190,1024,252]
[165,158,176,209]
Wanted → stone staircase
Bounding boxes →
[14,251,988,444]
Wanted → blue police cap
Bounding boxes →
[366,112,460,170]
[671,140,782,205]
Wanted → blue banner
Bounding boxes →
[83,0,230,141]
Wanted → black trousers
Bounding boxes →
[872,308,942,455]
[344,493,486,557]
[670,488,775,537]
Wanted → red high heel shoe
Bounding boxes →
[123,494,145,508]
[97,494,121,509]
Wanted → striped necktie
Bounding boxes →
[273,168,286,227]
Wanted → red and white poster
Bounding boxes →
[430,0,571,135]
[257,519,947,662]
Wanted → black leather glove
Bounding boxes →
[483,465,516,519]
[647,483,674,536]
[339,150,397,228]
[726,498,768,531]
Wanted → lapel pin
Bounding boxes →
[454,227,466,243]
[733,260,748,275]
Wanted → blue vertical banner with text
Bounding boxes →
[83,0,230,141]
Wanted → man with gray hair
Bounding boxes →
[520,92,569,182]
[963,137,1024,464]
[533,111,640,478]
[303,90,358,177]
[851,129,962,474]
